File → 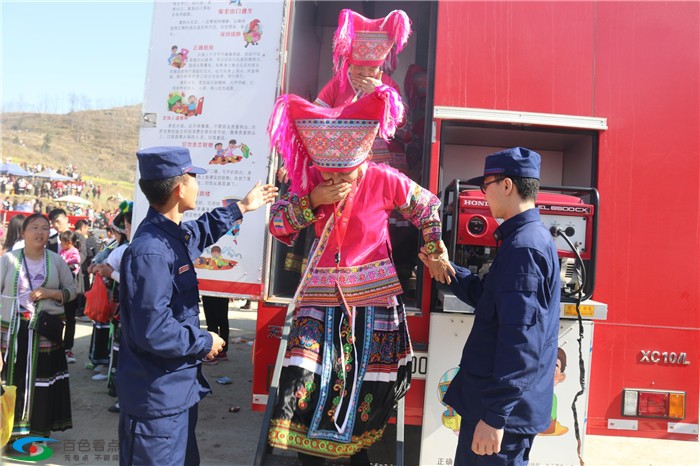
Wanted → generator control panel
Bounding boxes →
[457,190,594,260]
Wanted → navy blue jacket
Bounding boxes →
[118,204,242,417]
[443,208,560,434]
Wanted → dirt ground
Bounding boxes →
[3,303,264,466]
[3,303,698,466]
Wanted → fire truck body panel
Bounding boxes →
[431,1,699,440]
[250,0,698,445]
[434,1,597,115]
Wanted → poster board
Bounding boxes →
[134,0,285,297]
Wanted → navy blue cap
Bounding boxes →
[137,146,207,181]
[466,147,541,186]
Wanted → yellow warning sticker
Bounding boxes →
[564,304,595,317]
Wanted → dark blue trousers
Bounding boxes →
[454,422,535,466]
[119,405,200,466]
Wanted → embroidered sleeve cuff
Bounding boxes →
[424,239,446,255]
[299,195,316,223]
[286,195,317,230]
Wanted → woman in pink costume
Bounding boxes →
[265,83,453,465]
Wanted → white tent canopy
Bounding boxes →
[54,195,92,206]
[33,169,73,181]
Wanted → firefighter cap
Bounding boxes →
[137,146,207,180]
[466,147,541,186]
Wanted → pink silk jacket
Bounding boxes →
[269,162,444,308]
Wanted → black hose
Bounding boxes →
[552,227,587,466]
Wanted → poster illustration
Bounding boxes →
[421,313,593,466]
[134,0,285,297]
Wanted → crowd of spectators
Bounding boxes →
[1,197,112,228]
[0,159,114,229]
[1,161,102,200]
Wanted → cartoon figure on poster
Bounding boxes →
[439,368,461,434]
[433,359,572,438]
[194,245,239,271]
[222,199,243,244]
[243,19,262,47]
[167,91,204,116]
[224,219,242,244]
[540,347,570,436]
[168,45,189,68]
[211,142,227,164]
[209,139,253,165]
[193,198,244,270]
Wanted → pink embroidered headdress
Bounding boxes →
[333,9,412,90]
[268,85,403,196]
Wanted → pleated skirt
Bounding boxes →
[268,303,412,459]
[1,318,72,437]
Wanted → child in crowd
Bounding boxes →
[59,230,82,275]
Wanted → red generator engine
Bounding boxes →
[442,180,599,301]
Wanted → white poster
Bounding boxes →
[134,0,285,298]
[420,313,594,466]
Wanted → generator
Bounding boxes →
[441,179,599,301]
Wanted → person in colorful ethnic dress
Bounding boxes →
[314,9,411,168]
[90,202,132,412]
[265,84,454,465]
[0,213,78,440]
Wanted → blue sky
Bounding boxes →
[2,0,154,114]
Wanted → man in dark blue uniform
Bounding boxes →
[117,147,277,465]
[421,147,561,466]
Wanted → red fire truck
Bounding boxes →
[132,1,696,462]
[249,2,699,460]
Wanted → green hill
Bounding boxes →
[1,105,141,211]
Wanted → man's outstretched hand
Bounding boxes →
[417,245,455,285]
[237,181,278,214]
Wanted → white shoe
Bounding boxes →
[91,373,108,381]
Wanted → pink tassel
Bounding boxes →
[333,9,354,94]
[337,59,350,95]
[381,10,411,73]
[374,84,404,141]
[267,95,312,195]
[333,9,354,75]
[383,49,398,75]
[382,10,412,54]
